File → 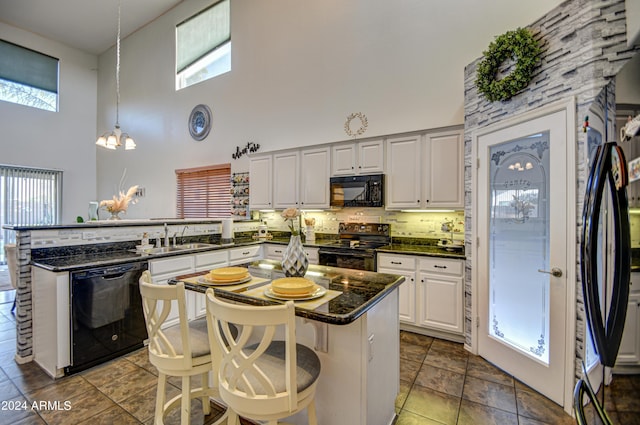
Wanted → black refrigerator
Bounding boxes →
[581,141,631,367]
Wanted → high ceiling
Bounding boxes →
[0,0,184,55]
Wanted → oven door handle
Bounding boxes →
[318,249,374,258]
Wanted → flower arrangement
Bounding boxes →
[281,208,302,236]
[100,185,139,216]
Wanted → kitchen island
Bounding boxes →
[172,260,404,425]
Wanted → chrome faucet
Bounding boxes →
[180,225,189,245]
[164,223,169,247]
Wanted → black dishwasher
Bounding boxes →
[67,261,148,374]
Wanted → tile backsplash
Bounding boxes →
[259,208,465,242]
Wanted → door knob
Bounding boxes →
[538,267,563,278]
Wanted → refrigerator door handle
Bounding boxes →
[538,267,563,278]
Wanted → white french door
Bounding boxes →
[475,103,574,407]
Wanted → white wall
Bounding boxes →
[0,22,98,224]
[97,0,564,219]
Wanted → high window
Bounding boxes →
[176,164,231,218]
[0,40,59,112]
[176,0,231,90]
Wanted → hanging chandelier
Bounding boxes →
[96,0,136,150]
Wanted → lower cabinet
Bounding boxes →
[616,273,640,370]
[149,254,195,328]
[264,243,320,265]
[377,253,464,339]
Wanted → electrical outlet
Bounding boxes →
[135,187,145,198]
[82,231,97,239]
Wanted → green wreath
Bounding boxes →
[475,28,541,102]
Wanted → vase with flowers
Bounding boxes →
[280,208,308,277]
[99,185,138,220]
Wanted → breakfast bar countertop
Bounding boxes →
[170,259,405,326]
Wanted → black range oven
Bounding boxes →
[318,223,390,271]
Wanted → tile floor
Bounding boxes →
[0,290,638,424]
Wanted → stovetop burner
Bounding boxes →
[320,223,390,251]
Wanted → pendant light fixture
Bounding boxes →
[96,0,136,150]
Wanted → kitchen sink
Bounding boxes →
[132,242,219,255]
[174,243,220,250]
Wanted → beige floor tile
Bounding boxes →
[75,404,141,425]
[516,386,574,424]
[36,387,116,425]
[403,383,461,424]
[414,364,465,397]
[457,398,518,425]
[466,354,514,387]
[423,347,468,375]
[462,375,516,413]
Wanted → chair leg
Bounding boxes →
[11,298,15,314]
[227,410,240,425]
[307,399,318,425]
[181,376,191,425]
[155,373,167,425]
[201,371,211,415]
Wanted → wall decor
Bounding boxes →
[232,141,260,159]
[344,112,368,138]
[475,28,541,102]
[188,104,212,141]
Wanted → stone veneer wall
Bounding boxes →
[463,0,639,386]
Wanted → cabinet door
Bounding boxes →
[358,139,384,174]
[249,155,273,209]
[300,147,330,208]
[149,255,195,326]
[332,143,357,176]
[422,130,464,208]
[379,267,416,323]
[273,151,300,208]
[193,250,229,318]
[616,293,640,365]
[386,135,421,209]
[305,247,319,265]
[418,272,463,334]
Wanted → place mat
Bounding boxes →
[181,274,269,292]
[241,284,342,310]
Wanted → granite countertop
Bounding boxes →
[172,260,405,326]
[376,243,465,259]
[31,240,263,272]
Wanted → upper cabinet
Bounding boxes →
[249,155,273,209]
[422,130,464,208]
[386,128,463,210]
[273,151,300,208]
[299,147,331,209]
[251,147,331,210]
[331,139,384,176]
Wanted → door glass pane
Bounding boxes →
[489,132,550,364]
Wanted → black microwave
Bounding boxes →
[330,174,384,208]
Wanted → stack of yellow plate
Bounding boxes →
[271,277,316,296]
[206,266,250,283]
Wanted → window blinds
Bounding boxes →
[0,40,59,94]
[1,165,62,244]
[176,164,231,218]
[176,0,230,73]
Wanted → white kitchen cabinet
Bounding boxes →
[264,243,320,265]
[262,147,330,210]
[385,135,421,209]
[418,257,464,334]
[192,250,229,318]
[616,273,640,369]
[422,130,464,208]
[377,252,464,339]
[377,254,416,324]
[300,147,330,209]
[385,129,464,210]
[273,151,300,208]
[229,244,263,265]
[331,139,384,176]
[149,254,195,328]
[249,155,273,209]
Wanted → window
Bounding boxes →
[176,0,231,90]
[176,164,231,218]
[0,40,59,111]
[1,165,63,261]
